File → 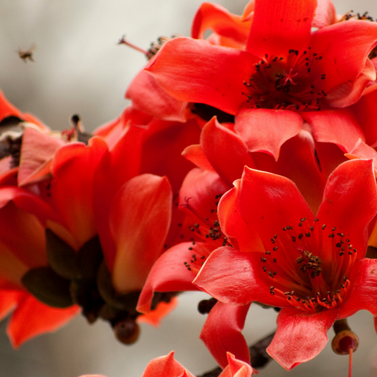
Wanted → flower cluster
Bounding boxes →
[2,0,377,376]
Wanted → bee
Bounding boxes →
[17,44,36,62]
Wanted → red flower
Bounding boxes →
[140,351,255,377]
[145,0,377,159]
[194,159,377,370]
[78,352,255,377]
[0,188,79,348]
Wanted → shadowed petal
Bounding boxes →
[200,302,251,369]
[235,109,303,160]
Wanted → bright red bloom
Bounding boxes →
[145,0,377,159]
[194,159,377,370]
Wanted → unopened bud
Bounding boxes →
[113,318,140,345]
[332,319,359,355]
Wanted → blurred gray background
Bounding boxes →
[1,0,377,376]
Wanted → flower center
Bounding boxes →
[261,217,356,313]
[242,49,327,111]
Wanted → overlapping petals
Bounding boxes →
[194,159,377,369]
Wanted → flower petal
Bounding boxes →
[191,3,251,45]
[246,0,316,56]
[267,307,338,370]
[338,259,377,319]
[310,20,377,101]
[137,242,209,313]
[18,128,65,186]
[194,246,287,307]
[220,353,256,377]
[349,86,377,146]
[110,174,172,293]
[202,117,255,187]
[126,70,188,122]
[302,109,365,152]
[239,166,313,248]
[137,297,178,326]
[316,159,377,263]
[218,184,264,253]
[235,109,303,160]
[7,294,79,348]
[200,302,251,369]
[312,0,336,28]
[252,130,326,213]
[147,38,255,115]
[141,351,195,377]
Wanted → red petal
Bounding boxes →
[110,174,172,293]
[252,130,326,213]
[218,185,264,252]
[239,166,313,248]
[7,294,79,348]
[200,302,250,369]
[202,117,255,187]
[0,90,22,119]
[18,128,65,186]
[126,70,188,122]
[310,20,377,101]
[49,138,108,249]
[312,0,337,28]
[147,38,256,115]
[246,0,316,57]
[137,297,178,327]
[182,144,216,172]
[0,289,23,321]
[137,242,208,313]
[194,247,287,307]
[140,118,201,193]
[338,259,377,319]
[235,109,303,160]
[220,353,255,377]
[179,168,229,226]
[141,351,195,377]
[267,307,338,370]
[94,125,146,270]
[316,159,377,264]
[349,87,377,146]
[302,109,364,152]
[191,3,251,45]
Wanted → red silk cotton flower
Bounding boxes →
[145,0,377,159]
[194,159,377,370]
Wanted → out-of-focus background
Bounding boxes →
[1,0,377,376]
